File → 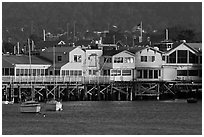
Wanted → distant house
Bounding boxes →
[2,54,51,77]
[100,49,135,81]
[162,42,202,81]
[131,46,165,81]
[85,49,103,76]
[39,46,75,75]
[60,46,85,76]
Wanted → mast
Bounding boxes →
[67,23,69,40]
[28,38,34,100]
[53,45,56,100]
[139,21,143,43]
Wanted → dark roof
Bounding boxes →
[2,54,52,68]
[102,49,126,56]
[43,46,75,53]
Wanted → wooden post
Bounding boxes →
[58,85,60,100]
[84,85,88,101]
[18,85,21,103]
[130,87,133,101]
[126,86,129,101]
[97,84,101,101]
[118,90,121,101]
[111,83,113,101]
[157,83,160,101]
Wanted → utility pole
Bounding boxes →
[67,23,69,40]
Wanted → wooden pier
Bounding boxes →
[2,76,202,102]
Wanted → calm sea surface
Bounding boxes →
[2,100,202,135]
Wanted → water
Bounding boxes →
[2,100,202,135]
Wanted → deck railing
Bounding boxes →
[2,76,114,84]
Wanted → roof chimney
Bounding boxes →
[165,29,168,41]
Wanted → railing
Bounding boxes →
[2,76,114,84]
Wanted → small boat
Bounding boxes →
[20,101,41,113]
[187,98,198,103]
[45,100,63,111]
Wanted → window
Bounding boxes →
[188,70,198,76]
[111,70,121,76]
[41,69,45,76]
[137,70,142,78]
[16,69,20,76]
[103,70,110,76]
[24,69,28,76]
[177,50,187,63]
[104,57,112,63]
[33,69,36,76]
[177,70,187,76]
[62,70,66,76]
[154,70,158,78]
[198,69,202,77]
[78,70,82,76]
[122,70,131,76]
[114,57,123,63]
[57,56,62,62]
[45,69,48,75]
[37,69,40,75]
[74,70,78,76]
[199,56,202,64]
[66,70,69,76]
[141,56,147,62]
[162,56,165,61]
[2,68,5,76]
[148,56,155,62]
[20,69,24,76]
[55,70,60,75]
[74,55,82,62]
[189,52,198,64]
[168,51,176,63]
[93,70,97,75]
[124,57,134,63]
[149,70,153,79]
[143,70,148,78]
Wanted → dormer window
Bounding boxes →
[74,55,82,62]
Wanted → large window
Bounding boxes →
[137,70,142,78]
[122,70,131,76]
[168,51,176,63]
[74,55,82,62]
[103,70,110,76]
[189,51,198,64]
[104,57,112,63]
[188,70,198,76]
[177,50,187,63]
[177,70,188,76]
[141,56,147,62]
[111,70,121,76]
[148,56,155,62]
[143,70,148,78]
[154,70,158,78]
[124,57,134,63]
[149,70,153,78]
[114,57,123,63]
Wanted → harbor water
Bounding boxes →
[2,100,202,135]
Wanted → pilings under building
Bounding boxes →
[2,76,202,102]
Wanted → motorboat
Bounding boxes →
[187,98,198,103]
[20,100,41,113]
[45,100,63,111]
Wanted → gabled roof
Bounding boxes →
[166,42,201,54]
[42,46,75,53]
[2,55,51,68]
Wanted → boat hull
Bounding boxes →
[20,103,41,113]
[46,101,63,111]
[187,98,198,103]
